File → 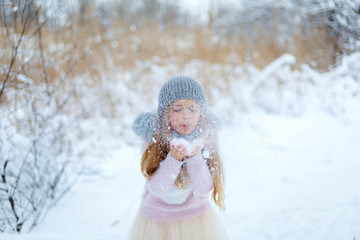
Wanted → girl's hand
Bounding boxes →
[186,145,203,159]
[170,144,188,161]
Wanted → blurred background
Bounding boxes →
[1,0,360,235]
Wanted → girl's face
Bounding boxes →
[169,99,201,135]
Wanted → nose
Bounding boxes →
[182,109,191,119]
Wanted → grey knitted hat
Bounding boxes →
[132,76,211,142]
[157,76,207,118]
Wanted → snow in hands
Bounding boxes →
[170,138,204,155]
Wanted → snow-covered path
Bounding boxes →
[3,109,360,240]
[222,110,360,240]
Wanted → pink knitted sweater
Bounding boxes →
[139,151,214,222]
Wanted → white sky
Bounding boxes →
[181,0,245,13]
[179,0,246,23]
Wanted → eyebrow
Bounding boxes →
[173,104,198,108]
[172,104,183,108]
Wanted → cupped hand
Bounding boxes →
[187,145,202,158]
[170,143,203,161]
[170,144,188,161]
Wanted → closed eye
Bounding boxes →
[172,106,183,112]
[188,106,199,112]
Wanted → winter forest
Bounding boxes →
[1,0,360,239]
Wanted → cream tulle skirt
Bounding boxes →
[128,208,228,240]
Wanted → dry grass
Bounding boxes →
[0,17,342,111]
[53,20,340,71]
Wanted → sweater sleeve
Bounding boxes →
[186,152,214,196]
[146,153,184,197]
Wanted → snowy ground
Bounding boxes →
[3,99,360,240]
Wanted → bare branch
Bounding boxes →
[0,0,37,102]
[0,0,81,233]
[35,9,51,97]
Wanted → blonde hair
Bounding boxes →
[141,107,225,210]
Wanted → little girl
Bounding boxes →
[129,76,228,240]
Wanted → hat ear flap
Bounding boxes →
[132,112,156,142]
[205,110,222,130]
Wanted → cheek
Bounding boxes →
[190,114,200,126]
[169,113,181,126]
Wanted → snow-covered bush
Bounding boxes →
[246,52,360,116]
[215,0,360,69]
[315,0,360,53]
[0,89,80,232]
[0,0,81,232]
